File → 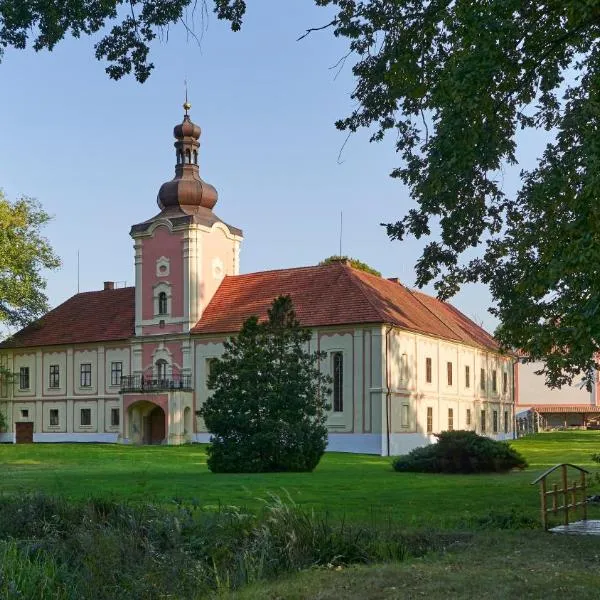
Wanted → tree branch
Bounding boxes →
[297,19,337,42]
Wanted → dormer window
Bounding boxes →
[158,292,168,315]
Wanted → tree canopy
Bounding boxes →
[199,295,331,473]
[0,192,60,330]
[3,1,600,385]
[319,255,381,277]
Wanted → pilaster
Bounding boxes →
[134,239,143,336]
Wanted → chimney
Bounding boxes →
[388,277,399,284]
[104,281,114,291]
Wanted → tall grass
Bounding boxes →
[0,493,462,598]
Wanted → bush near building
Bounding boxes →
[199,295,331,473]
[392,430,528,474]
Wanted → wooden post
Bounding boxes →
[552,483,558,514]
[581,470,588,521]
[540,477,548,530]
[571,480,577,516]
[562,464,569,526]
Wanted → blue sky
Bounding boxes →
[0,1,549,333]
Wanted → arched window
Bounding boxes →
[158,291,168,315]
[176,150,181,164]
[193,150,198,165]
[332,352,343,412]
[185,149,191,164]
[156,359,168,380]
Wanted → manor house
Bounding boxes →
[0,104,515,455]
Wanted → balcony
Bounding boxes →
[120,374,193,393]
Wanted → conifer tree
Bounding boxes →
[200,295,331,473]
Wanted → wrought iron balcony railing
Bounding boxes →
[119,374,193,393]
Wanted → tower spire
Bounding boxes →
[184,79,190,115]
[156,99,218,212]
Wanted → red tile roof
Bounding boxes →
[0,263,500,353]
[192,262,499,351]
[530,405,600,414]
[0,287,135,349]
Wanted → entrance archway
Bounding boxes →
[127,400,166,445]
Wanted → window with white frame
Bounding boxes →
[332,352,344,412]
[156,359,168,380]
[465,365,470,388]
[158,291,168,315]
[503,371,508,394]
[492,410,499,433]
[49,409,59,426]
[492,370,498,393]
[504,410,509,433]
[425,357,432,383]
[80,363,92,387]
[448,408,454,431]
[111,408,120,427]
[466,408,472,427]
[49,365,60,388]
[80,408,91,426]
[19,366,30,390]
[111,361,123,386]
[426,407,433,433]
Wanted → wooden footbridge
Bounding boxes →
[532,463,600,535]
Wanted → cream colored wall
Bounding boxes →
[194,326,384,437]
[0,345,132,436]
[385,327,514,438]
[104,348,131,395]
[194,340,225,433]
[74,349,98,395]
[12,352,37,398]
[319,331,354,432]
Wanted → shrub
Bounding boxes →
[0,493,460,596]
[392,430,528,474]
[200,295,331,473]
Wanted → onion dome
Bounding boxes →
[157,101,218,211]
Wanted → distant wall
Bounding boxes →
[517,360,594,414]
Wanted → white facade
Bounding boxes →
[0,323,514,454]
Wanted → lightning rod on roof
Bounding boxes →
[339,211,343,257]
[77,250,80,294]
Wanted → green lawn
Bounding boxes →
[231,531,600,600]
[2,431,600,528]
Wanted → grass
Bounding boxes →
[230,531,600,599]
[1,431,600,527]
[2,432,600,598]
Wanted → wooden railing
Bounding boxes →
[531,463,590,530]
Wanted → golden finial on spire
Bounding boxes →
[183,79,191,115]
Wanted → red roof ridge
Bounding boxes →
[334,263,390,324]
[224,263,327,280]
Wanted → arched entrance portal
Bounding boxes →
[127,400,166,445]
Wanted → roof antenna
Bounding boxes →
[77,250,80,294]
[339,211,343,257]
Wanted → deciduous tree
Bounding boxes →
[0,192,60,330]
[4,1,600,386]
